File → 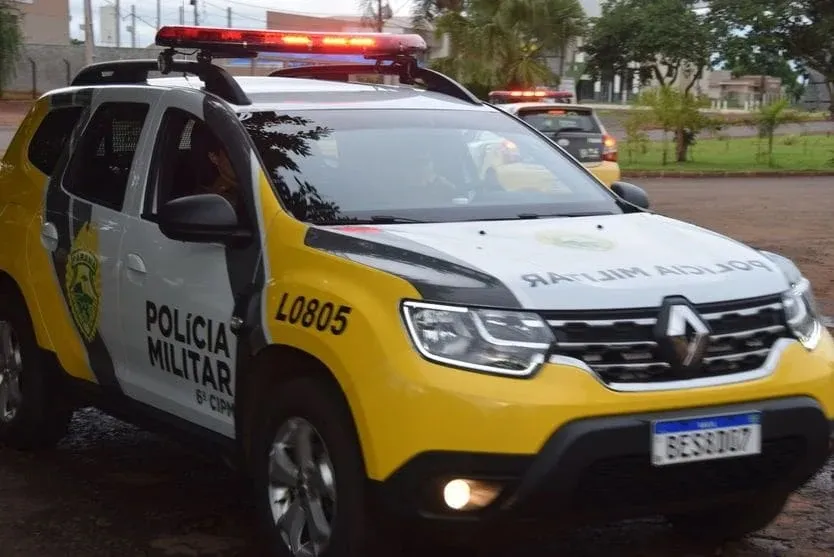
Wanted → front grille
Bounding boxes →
[541,294,788,385]
[568,436,806,514]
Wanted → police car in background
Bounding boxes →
[498,101,621,187]
[0,25,832,557]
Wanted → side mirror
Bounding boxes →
[158,194,251,245]
[610,181,650,210]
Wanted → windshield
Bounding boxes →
[240,108,621,225]
[518,108,601,134]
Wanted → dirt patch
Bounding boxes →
[640,176,834,315]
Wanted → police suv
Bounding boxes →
[0,25,832,557]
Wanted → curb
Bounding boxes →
[621,170,834,178]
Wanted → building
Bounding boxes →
[13,0,69,45]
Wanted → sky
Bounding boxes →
[67,0,417,47]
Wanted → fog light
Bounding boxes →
[441,479,501,511]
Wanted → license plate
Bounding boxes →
[651,411,762,466]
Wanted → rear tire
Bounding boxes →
[250,374,394,557]
[0,291,72,451]
[667,494,789,543]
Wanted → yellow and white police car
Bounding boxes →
[0,25,832,557]
[496,102,622,187]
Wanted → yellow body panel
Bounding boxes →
[257,159,834,481]
[586,160,621,187]
[0,97,96,382]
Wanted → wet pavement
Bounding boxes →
[1,409,832,557]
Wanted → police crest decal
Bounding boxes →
[65,222,102,343]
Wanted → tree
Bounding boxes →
[707,0,834,117]
[635,85,710,163]
[428,0,586,90]
[357,0,393,32]
[0,0,22,95]
[410,0,465,31]
[582,0,714,95]
[755,98,797,167]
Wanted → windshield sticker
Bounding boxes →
[145,301,235,416]
[521,259,773,287]
[536,231,615,251]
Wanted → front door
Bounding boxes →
[117,93,259,437]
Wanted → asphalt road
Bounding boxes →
[1,408,831,557]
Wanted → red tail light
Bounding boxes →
[602,134,618,163]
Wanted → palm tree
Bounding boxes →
[429,0,587,90]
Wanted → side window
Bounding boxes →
[147,107,240,216]
[62,102,149,211]
[27,106,84,175]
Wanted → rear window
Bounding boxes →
[28,106,84,175]
[518,108,601,134]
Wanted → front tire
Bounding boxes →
[251,375,384,557]
[0,292,72,450]
[667,493,789,543]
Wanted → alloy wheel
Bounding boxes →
[268,416,337,557]
[0,320,23,424]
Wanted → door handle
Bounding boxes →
[126,253,147,274]
[40,221,59,252]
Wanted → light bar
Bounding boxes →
[155,25,427,56]
[490,89,572,98]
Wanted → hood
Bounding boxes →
[305,213,790,310]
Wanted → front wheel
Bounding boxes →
[667,493,789,543]
[251,375,393,557]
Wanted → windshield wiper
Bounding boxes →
[365,215,430,224]
[517,211,610,219]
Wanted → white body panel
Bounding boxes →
[372,212,789,309]
[118,220,237,437]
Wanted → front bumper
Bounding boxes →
[371,396,833,526]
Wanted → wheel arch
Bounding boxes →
[237,343,370,477]
[0,269,52,351]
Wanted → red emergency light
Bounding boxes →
[155,25,428,56]
[490,89,572,99]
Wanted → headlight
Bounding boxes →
[781,277,823,350]
[760,250,823,350]
[400,301,554,377]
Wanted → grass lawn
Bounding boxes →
[619,134,834,172]
[594,108,831,131]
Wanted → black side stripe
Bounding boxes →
[304,227,522,309]
[202,97,269,425]
[45,169,121,391]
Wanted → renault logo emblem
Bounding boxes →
[654,297,712,374]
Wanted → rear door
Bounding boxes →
[516,106,605,165]
[40,88,161,392]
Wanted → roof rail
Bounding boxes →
[70,57,251,105]
[270,60,482,105]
